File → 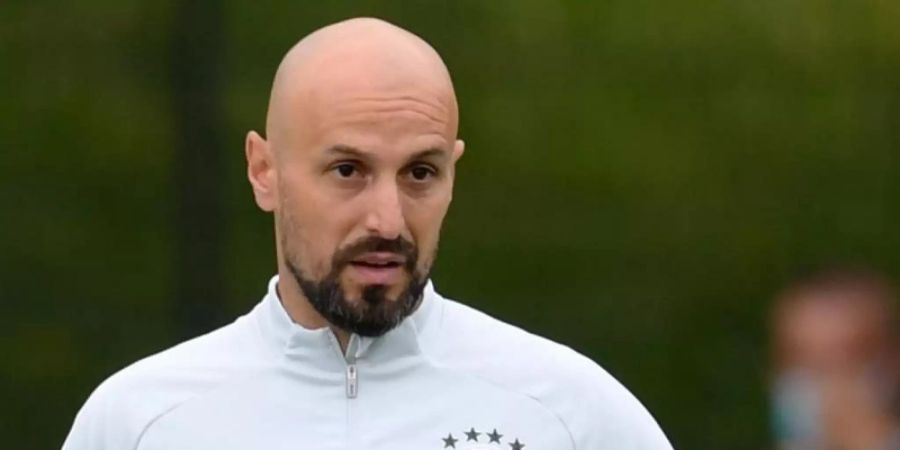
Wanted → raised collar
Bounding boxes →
[254,275,440,372]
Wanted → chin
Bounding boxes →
[353,280,409,302]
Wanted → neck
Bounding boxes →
[275,267,352,351]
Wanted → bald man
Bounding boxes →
[62,18,671,450]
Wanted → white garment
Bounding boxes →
[63,276,672,450]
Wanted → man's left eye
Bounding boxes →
[410,165,436,181]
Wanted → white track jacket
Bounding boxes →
[63,276,672,450]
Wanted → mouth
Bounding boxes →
[346,253,407,285]
[348,252,406,269]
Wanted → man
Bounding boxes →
[770,266,900,450]
[63,18,671,450]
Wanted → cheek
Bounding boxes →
[280,177,356,276]
[403,192,451,256]
[279,206,321,275]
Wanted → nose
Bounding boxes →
[363,179,405,240]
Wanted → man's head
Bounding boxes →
[772,267,898,376]
[769,266,900,447]
[245,18,464,337]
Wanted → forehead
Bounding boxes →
[775,294,886,369]
[297,86,453,154]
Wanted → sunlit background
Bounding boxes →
[3,1,900,448]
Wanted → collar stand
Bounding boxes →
[256,275,438,371]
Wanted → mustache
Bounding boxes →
[332,236,418,272]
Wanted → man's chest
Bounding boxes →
[136,367,572,450]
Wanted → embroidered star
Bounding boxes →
[509,438,525,450]
[442,433,458,448]
[487,429,503,443]
[464,427,480,442]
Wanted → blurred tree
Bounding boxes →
[170,0,228,338]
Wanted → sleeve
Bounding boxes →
[548,349,673,450]
[61,378,147,450]
[60,321,249,449]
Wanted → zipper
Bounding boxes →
[324,332,361,449]
[325,331,361,399]
[346,363,358,398]
[343,334,360,399]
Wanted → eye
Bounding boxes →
[333,162,358,178]
[409,165,436,181]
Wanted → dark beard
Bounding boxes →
[285,236,427,337]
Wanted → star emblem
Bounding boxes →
[487,429,503,444]
[509,438,525,450]
[464,427,480,442]
[442,433,458,448]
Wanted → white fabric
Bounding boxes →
[62,276,672,450]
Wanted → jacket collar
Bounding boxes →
[254,275,440,373]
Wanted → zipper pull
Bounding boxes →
[346,364,358,399]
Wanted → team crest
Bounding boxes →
[439,428,525,449]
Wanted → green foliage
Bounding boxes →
[2,1,899,448]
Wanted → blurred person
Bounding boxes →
[771,266,900,450]
[61,17,670,450]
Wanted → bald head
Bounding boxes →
[265,18,458,149]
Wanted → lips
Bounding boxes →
[349,252,405,269]
[346,252,407,285]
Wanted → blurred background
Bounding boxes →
[2,1,900,448]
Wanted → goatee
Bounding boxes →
[285,236,427,337]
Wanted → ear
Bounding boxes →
[447,139,465,202]
[452,139,465,163]
[246,130,277,212]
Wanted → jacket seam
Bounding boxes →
[132,398,191,450]
[131,367,269,450]
[426,301,578,450]
[133,311,298,449]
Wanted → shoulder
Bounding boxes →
[62,312,268,450]
[424,296,672,450]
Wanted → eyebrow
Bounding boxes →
[409,147,448,162]
[325,144,368,158]
[324,145,449,163]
